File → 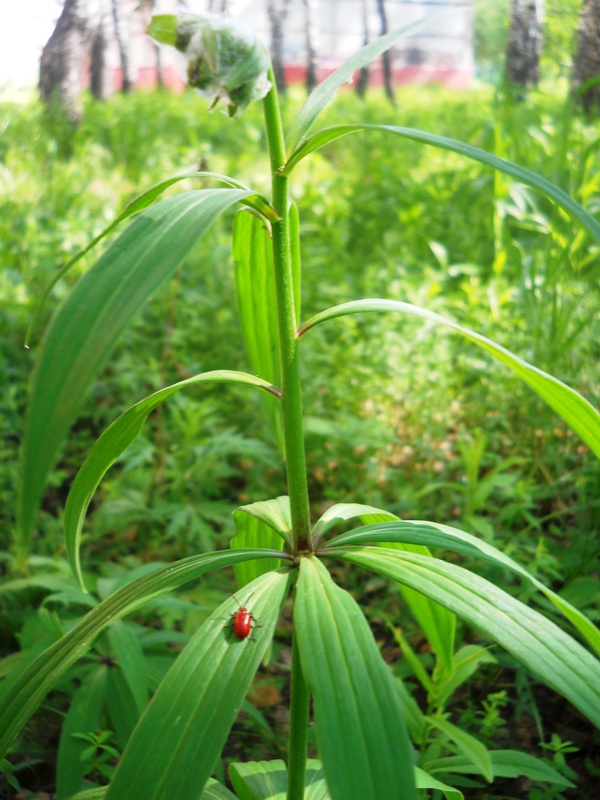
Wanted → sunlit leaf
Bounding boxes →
[284,125,600,243]
[64,370,280,589]
[313,503,455,671]
[104,571,293,800]
[299,299,600,460]
[285,18,448,153]
[335,547,600,728]
[295,557,417,800]
[326,519,600,658]
[18,188,253,558]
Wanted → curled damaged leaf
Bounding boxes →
[149,13,271,117]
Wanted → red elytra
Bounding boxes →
[233,606,253,639]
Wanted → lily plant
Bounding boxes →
[3,11,600,800]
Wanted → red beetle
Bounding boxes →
[230,594,260,640]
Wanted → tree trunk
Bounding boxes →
[356,0,370,97]
[505,0,545,87]
[572,0,600,113]
[375,0,395,104]
[304,0,319,92]
[267,0,291,94]
[111,0,134,93]
[39,0,94,125]
[90,0,111,99]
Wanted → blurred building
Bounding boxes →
[87,0,473,93]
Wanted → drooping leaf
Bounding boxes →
[25,172,276,347]
[326,519,600,658]
[335,547,600,728]
[233,210,284,451]
[285,17,448,154]
[0,548,287,760]
[313,503,456,671]
[64,370,280,589]
[104,571,293,800]
[231,496,290,587]
[427,750,574,787]
[294,557,417,800]
[18,188,253,557]
[284,125,600,244]
[56,666,109,800]
[299,299,600,460]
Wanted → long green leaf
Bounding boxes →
[233,210,284,451]
[325,519,600,658]
[0,548,287,760]
[285,17,446,154]
[299,298,600,460]
[64,370,280,589]
[231,496,290,587]
[312,502,456,673]
[284,124,600,243]
[335,548,600,728]
[18,188,252,557]
[295,557,417,800]
[25,173,277,347]
[105,571,293,800]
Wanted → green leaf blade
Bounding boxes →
[64,370,280,589]
[299,298,600,460]
[295,557,417,800]
[285,17,446,153]
[285,124,600,244]
[336,548,600,728]
[105,570,293,800]
[18,188,252,557]
[231,496,291,587]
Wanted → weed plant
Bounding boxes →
[1,12,600,798]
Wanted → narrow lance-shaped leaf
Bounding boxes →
[325,519,600,658]
[298,299,600,460]
[0,548,288,760]
[233,210,284,452]
[64,370,280,589]
[104,571,293,800]
[18,188,253,557]
[295,557,417,800]
[285,15,451,154]
[312,503,456,672]
[334,547,600,729]
[283,124,600,244]
[25,172,277,348]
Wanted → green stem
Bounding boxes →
[263,73,312,555]
[286,627,311,800]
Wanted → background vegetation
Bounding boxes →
[1,8,600,794]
